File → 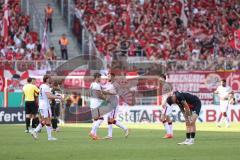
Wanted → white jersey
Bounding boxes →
[101,81,117,95]
[38,83,51,109]
[102,81,119,119]
[216,85,232,100]
[90,82,103,109]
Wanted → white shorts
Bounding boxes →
[162,104,173,116]
[107,107,118,119]
[219,100,229,113]
[39,108,52,118]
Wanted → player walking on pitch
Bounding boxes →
[167,91,201,145]
[102,73,129,140]
[215,79,234,128]
[30,75,63,141]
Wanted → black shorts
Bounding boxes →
[191,101,202,116]
[51,103,60,117]
[25,101,38,115]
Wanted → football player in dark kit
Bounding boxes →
[167,91,201,145]
[51,82,62,132]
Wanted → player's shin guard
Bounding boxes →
[26,117,30,130]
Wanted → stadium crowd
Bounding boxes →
[0,0,59,70]
[0,0,239,71]
[75,0,240,70]
[0,0,42,60]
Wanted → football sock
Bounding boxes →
[168,122,173,135]
[115,121,127,131]
[56,119,58,128]
[51,119,55,129]
[90,120,98,135]
[163,121,170,134]
[221,116,225,124]
[34,118,39,127]
[94,119,104,135]
[34,123,43,132]
[108,124,113,137]
[190,132,195,139]
[186,133,191,139]
[32,118,36,128]
[26,117,30,130]
[46,124,52,138]
[224,117,229,126]
[51,119,57,129]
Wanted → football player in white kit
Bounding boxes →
[215,79,234,128]
[102,73,129,140]
[30,75,63,141]
[159,74,173,139]
[89,73,106,140]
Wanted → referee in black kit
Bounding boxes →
[51,82,62,132]
[22,78,39,133]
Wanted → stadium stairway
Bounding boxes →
[32,0,81,59]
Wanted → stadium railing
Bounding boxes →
[0,60,67,71]
[1,58,239,71]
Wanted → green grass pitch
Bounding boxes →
[0,123,239,160]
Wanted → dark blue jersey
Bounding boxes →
[175,92,201,106]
